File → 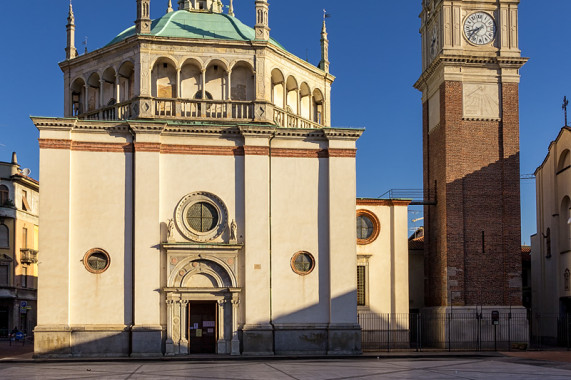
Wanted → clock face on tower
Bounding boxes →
[464,12,496,45]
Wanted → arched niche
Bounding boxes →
[152,58,177,98]
[312,88,324,125]
[205,60,228,100]
[181,59,202,99]
[86,73,101,111]
[230,62,254,101]
[102,67,117,106]
[300,82,311,120]
[286,76,298,114]
[71,77,86,116]
[271,68,285,109]
[118,61,135,103]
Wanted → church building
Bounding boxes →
[33,0,365,357]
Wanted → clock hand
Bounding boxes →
[469,26,483,39]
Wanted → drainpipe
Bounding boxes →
[268,130,276,353]
[127,125,136,356]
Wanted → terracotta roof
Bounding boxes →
[12,173,39,185]
[409,236,424,250]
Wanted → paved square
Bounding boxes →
[0,357,570,379]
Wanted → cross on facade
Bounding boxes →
[563,96,569,127]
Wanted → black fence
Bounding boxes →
[529,312,571,349]
[358,311,567,352]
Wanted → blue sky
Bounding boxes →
[1,0,569,244]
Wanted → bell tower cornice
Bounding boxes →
[417,0,525,94]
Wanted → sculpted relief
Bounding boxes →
[463,83,500,119]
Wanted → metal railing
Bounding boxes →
[359,312,534,352]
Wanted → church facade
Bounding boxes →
[33,0,363,357]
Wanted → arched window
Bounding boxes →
[545,227,552,258]
[0,185,8,206]
[558,149,570,173]
[0,225,8,248]
[561,197,571,254]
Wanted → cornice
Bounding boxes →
[357,198,411,207]
[415,55,529,90]
[33,118,363,143]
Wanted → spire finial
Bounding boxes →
[255,0,270,41]
[167,0,173,13]
[66,0,77,60]
[319,10,330,73]
[136,0,152,34]
[228,0,234,17]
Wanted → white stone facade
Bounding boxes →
[531,127,571,341]
[33,1,362,357]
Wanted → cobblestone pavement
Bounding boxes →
[0,357,571,379]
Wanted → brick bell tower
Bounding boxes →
[414,0,528,310]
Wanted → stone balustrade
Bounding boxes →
[77,98,325,129]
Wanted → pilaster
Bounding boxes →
[130,121,165,356]
[240,126,274,355]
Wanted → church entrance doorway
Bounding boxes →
[188,301,217,354]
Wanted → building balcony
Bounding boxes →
[20,249,38,264]
[75,98,325,129]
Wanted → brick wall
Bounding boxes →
[424,81,523,307]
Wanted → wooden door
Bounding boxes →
[188,301,217,353]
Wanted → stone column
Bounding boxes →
[217,299,226,354]
[115,74,121,103]
[176,69,181,98]
[309,94,313,122]
[201,69,207,117]
[165,300,175,355]
[99,79,105,109]
[179,300,189,354]
[83,84,88,114]
[201,69,206,99]
[231,296,240,356]
[227,70,232,101]
[172,301,181,354]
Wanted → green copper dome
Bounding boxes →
[108,10,284,49]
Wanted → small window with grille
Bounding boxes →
[565,269,570,292]
[357,265,366,306]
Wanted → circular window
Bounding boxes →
[187,202,218,232]
[83,248,110,274]
[291,251,315,276]
[175,192,228,242]
[356,210,380,245]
